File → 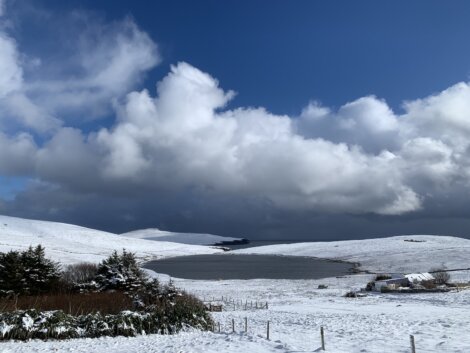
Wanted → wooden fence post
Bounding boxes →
[244,317,248,332]
[218,322,220,333]
[232,318,235,333]
[267,321,270,340]
[410,335,416,353]
[320,326,325,351]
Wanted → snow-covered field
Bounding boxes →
[121,228,242,246]
[235,235,470,273]
[2,215,470,352]
[0,215,221,264]
[4,273,470,353]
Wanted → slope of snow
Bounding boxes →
[0,330,288,353]
[121,228,242,246]
[233,235,470,273]
[5,273,470,353]
[0,215,221,265]
[2,218,470,352]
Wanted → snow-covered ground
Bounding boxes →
[121,228,242,246]
[0,215,221,265]
[4,273,470,353]
[2,216,470,352]
[234,235,470,273]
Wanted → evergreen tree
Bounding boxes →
[22,245,61,294]
[95,250,146,292]
[0,245,61,296]
[0,250,24,295]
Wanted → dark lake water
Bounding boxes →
[144,254,353,280]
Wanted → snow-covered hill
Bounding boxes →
[3,216,470,352]
[121,228,242,246]
[0,215,221,265]
[234,235,470,273]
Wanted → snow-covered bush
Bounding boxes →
[0,302,212,341]
[0,275,214,340]
[0,245,61,296]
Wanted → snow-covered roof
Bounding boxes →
[405,272,434,282]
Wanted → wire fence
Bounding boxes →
[212,317,418,352]
[202,295,268,311]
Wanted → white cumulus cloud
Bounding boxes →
[3,5,470,223]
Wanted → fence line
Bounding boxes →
[202,295,268,311]
[213,318,419,352]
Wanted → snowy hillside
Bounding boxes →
[234,235,470,273]
[3,217,470,352]
[0,215,221,265]
[121,228,242,246]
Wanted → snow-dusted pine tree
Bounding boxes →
[0,245,61,296]
[95,250,146,292]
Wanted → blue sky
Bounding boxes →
[18,0,470,114]
[0,176,28,200]
[2,1,470,239]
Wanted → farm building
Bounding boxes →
[372,272,435,291]
[405,272,434,283]
[373,275,409,291]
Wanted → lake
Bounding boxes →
[144,254,353,280]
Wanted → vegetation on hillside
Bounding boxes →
[0,247,212,341]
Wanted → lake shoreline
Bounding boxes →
[144,253,357,280]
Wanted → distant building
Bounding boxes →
[405,272,434,283]
[373,275,409,291]
[372,272,435,291]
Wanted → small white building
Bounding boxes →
[373,275,409,291]
[405,272,434,283]
[373,272,435,291]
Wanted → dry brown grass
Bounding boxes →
[420,279,437,289]
[0,291,134,315]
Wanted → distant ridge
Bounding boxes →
[0,215,221,264]
[121,228,246,246]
